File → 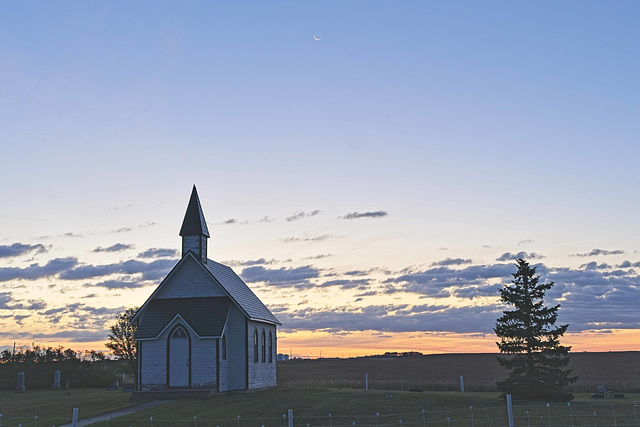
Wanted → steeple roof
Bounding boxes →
[179,185,210,237]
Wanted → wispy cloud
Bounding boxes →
[431,258,472,267]
[286,210,321,222]
[341,210,388,220]
[137,248,179,259]
[240,265,321,289]
[0,257,78,282]
[0,243,48,259]
[93,243,134,253]
[282,235,336,243]
[496,251,544,261]
[572,248,625,257]
[59,259,176,281]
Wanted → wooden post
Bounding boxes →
[71,408,79,427]
[288,409,293,427]
[366,373,368,390]
[506,395,514,427]
[460,375,464,392]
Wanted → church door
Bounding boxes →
[168,326,190,387]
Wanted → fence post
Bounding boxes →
[469,406,474,427]
[546,403,551,427]
[71,408,79,427]
[288,409,293,427]
[612,404,617,427]
[568,402,574,427]
[366,373,368,390]
[506,395,514,427]
[460,376,464,392]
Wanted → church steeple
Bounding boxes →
[179,185,209,263]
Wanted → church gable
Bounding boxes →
[135,297,231,339]
[155,254,227,299]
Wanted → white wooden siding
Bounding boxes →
[155,256,226,299]
[247,320,277,389]
[140,317,217,389]
[219,304,247,391]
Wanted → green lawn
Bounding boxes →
[93,388,640,427]
[0,388,136,426]
[1,388,639,427]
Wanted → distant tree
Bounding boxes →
[494,258,577,400]
[105,307,139,383]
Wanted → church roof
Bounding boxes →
[179,185,210,237]
[135,297,231,339]
[204,259,281,325]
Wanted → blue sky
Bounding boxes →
[1,2,639,355]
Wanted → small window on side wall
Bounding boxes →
[254,329,258,363]
[269,331,273,363]
[261,329,266,363]
[221,335,227,360]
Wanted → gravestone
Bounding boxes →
[16,372,26,392]
[53,370,61,389]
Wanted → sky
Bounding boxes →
[1,1,639,357]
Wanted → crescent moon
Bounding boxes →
[313,35,321,41]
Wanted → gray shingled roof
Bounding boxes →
[179,185,210,237]
[203,259,281,325]
[135,297,231,339]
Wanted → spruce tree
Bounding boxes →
[494,258,577,400]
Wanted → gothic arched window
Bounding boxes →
[254,329,259,363]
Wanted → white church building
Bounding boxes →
[131,186,280,392]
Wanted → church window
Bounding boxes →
[172,326,187,339]
[254,329,258,363]
[261,329,266,363]
[221,335,227,360]
[269,331,273,363]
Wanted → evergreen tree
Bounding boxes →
[494,258,577,400]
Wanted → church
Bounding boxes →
[131,186,280,392]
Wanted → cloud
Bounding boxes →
[259,216,275,223]
[137,248,179,259]
[93,243,134,253]
[282,235,336,243]
[240,265,321,289]
[579,262,612,270]
[224,258,282,267]
[0,257,78,282]
[496,251,544,261]
[278,304,498,334]
[431,258,472,267]
[85,279,149,289]
[341,210,388,220]
[303,254,332,260]
[616,260,640,268]
[0,243,48,259]
[59,258,176,281]
[573,249,625,257]
[318,279,371,290]
[0,292,47,310]
[286,210,321,222]
[518,239,535,246]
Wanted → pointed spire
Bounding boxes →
[180,185,210,237]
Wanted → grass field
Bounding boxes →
[1,388,639,427]
[0,388,135,426]
[278,352,640,393]
[1,352,638,426]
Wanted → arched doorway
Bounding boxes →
[168,326,190,387]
